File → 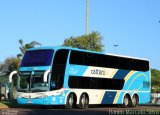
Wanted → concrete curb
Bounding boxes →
[140,103,160,106]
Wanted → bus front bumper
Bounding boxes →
[17,95,66,105]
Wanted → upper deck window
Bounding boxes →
[70,50,149,71]
[20,50,54,67]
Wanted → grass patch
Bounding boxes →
[0,102,8,108]
[0,100,39,109]
[0,100,18,108]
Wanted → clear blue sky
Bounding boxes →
[0,0,160,69]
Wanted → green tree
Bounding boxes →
[0,57,20,86]
[17,39,41,59]
[0,65,8,86]
[0,57,20,76]
[151,69,160,93]
[62,31,104,52]
[0,57,20,99]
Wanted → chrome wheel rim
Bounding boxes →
[124,96,129,106]
[132,95,137,106]
[69,94,74,108]
[81,95,86,108]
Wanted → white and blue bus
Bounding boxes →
[9,46,150,108]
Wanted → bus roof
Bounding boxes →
[27,46,77,51]
[106,53,149,61]
[27,46,149,61]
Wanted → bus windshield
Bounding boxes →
[31,74,48,92]
[18,71,49,92]
[20,50,54,67]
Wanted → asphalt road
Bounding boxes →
[0,105,160,115]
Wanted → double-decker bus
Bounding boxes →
[9,46,150,108]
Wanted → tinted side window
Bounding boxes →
[130,59,140,71]
[70,51,97,66]
[68,76,124,90]
[119,57,131,70]
[83,52,97,66]
[70,50,149,71]
[53,49,69,65]
[51,49,69,90]
[97,54,109,67]
[130,59,149,71]
[141,61,149,71]
[70,51,84,65]
[108,56,119,68]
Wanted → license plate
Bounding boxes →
[27,100,32,104]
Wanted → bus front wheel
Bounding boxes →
[66,93,77,109]
[79,93,89,109]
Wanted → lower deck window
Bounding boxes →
[68,76,124,90]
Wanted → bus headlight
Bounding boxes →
[37,95,48,98]
[17,95,22,98]
[17,92,23,98]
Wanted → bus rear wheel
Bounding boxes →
[122,94,131,108]
[79,93,89,109]
[131,94,139,107]
[66,93,76,109]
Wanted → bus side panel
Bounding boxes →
[101,91,117,104]
[116,71,150,104]
[116,91,125,104]
[63,65,88,88]
[115,91,151,104]
[138,92,151,104]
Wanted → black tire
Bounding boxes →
[79,93,89,109]
[131,95,139,107]
[39,105,49,109]
[66,93,76,109]
[122,94,131,108]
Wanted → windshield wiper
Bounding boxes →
[30,89,47,92]
[17,89,29,93]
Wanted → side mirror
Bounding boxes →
[43,70,51,82]
[9,71,17,83]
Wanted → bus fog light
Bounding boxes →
[17,95,22,98]
[61,92,65,96]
